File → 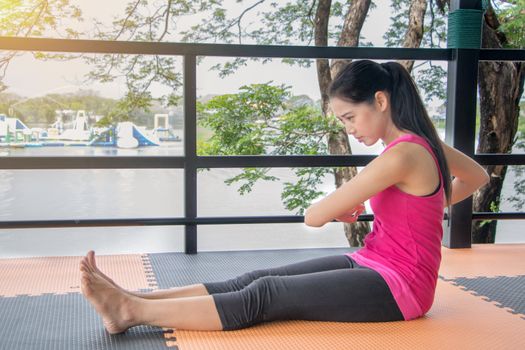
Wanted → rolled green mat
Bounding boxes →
[447,9,483,49]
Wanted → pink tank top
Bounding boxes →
[346,133,445,321]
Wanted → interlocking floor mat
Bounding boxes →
[440,275,525,319]
[168,278,525,350]
[147,248,353,288]
[0,254,156,297]
[0,245,523,350]
[0,293,169,350]
[438,243,525,278]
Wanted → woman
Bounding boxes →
[80,60,489,333]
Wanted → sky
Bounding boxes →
[3,0,394,102]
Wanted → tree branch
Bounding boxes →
[21,0,49,37]
[306,0,318,45]
[429,0,435,47]
[158,0,173,41]
[215,0,266,43]
[113,0,142,41]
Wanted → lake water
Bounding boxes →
[0,130,523,258]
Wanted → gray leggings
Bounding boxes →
[203,255,404,330]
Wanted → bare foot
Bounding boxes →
[82,251,176,301]
[82,251,133,296]
[80,253,139,334]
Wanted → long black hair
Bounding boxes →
[328,59,451,210]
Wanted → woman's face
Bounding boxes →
[330,94,389,146]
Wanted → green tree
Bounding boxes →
[198,83,340,213]
[1,90,120,126]
[0,92,21,116]
[498,0,525,48]
[81,0,452,246]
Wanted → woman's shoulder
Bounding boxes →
[383,134,434,161]
[379,139,433,180]
[368,143,419,185]
[381,139,422,163]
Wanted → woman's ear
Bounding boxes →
[374,91,389,112]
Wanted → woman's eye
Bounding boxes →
[336,116,352,123]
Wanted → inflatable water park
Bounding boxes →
[0,111,180,149]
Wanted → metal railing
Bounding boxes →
[1,4,524,253]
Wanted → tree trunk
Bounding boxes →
[314,0,332,115]
[399,0,427,72]
[314,0,371,247]
[472,8,525,243]
[331,0,372,74]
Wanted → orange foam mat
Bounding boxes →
[167,278,525,350]
[439,243,525,278]
[0,254,156,297]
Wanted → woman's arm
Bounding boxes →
[304,145,413,227]
[441,141,490,207]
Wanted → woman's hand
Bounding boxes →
[334,203,366,223]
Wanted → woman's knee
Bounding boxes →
[235,268,267,287]
[215,275,279,330]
